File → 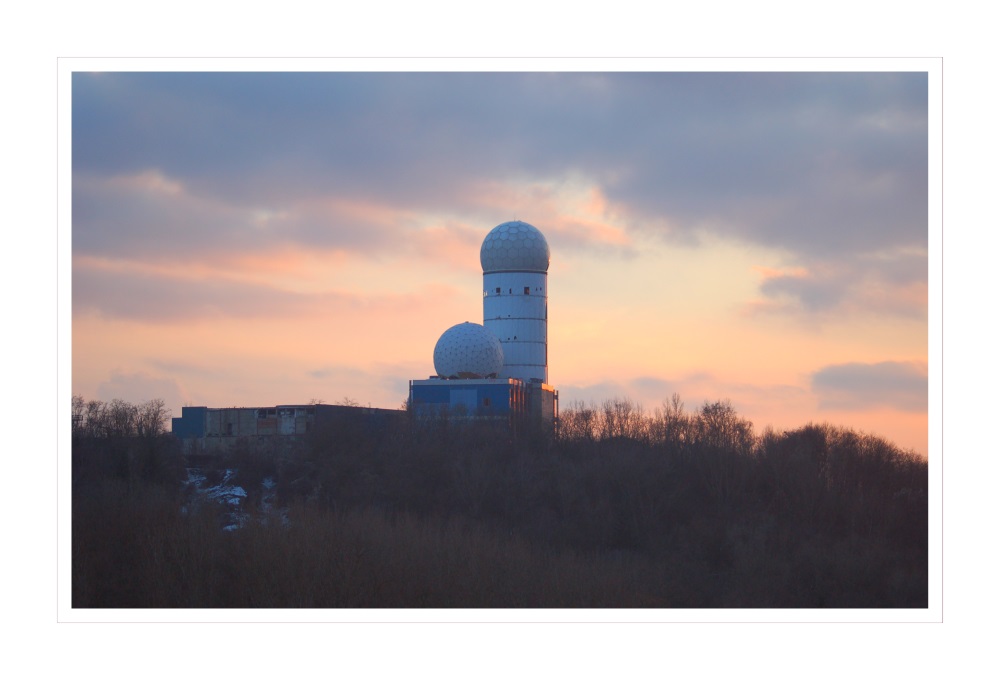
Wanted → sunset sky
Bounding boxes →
[71,70,931,455]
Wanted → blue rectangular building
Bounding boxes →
[409,377,557,430]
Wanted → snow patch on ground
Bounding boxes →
[185,468,248,531]
[184,469,285,531]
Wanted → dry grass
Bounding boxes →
[74,488,678,607]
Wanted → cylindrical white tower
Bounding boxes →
[481,220,550,383]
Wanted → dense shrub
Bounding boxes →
[71,395,928,608]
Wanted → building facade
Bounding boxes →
[171,403,401,453]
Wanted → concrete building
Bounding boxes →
[171,403,401,453]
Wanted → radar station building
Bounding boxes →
[409,221,558,429]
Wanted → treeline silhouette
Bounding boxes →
[72,395,928,608]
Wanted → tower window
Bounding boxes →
[496,287,501,294]
[524,286,530,295]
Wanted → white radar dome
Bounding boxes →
[480,220,550,273]
[433,322,505,378]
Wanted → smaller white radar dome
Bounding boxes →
[480,220,550,273]
[433,322,505,379]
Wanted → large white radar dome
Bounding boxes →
[433,322,505,378]
[480,220,550,273]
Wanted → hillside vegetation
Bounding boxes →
[71,395,928,608]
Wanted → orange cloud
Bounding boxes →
[299,195,418,231]
[107,168,185,196]
[752,264,810,281]
[464,178,634,252]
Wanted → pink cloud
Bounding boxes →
[462,179,635,254]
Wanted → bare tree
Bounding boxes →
[558,400,597,442]
[72,396,169,439]
[598,397,647,442]
[135,399,169,438]
[651,393,690,449]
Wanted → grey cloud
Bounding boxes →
[145,359,222,379]
[559,374,808,425]
[610,74,928,260]
[73,72,567,208]
[72,172,403,261]
[561,377,700,409]
[74,71,928,285]
[73,264,362,322]
[95,370,187,410]
[859,249,928,287]
[305,365,370,382]
[558,381,630,408]
[757,250,927,318]
[629,375,675,395]
[811,361,927,412]
[760,271,847,312]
